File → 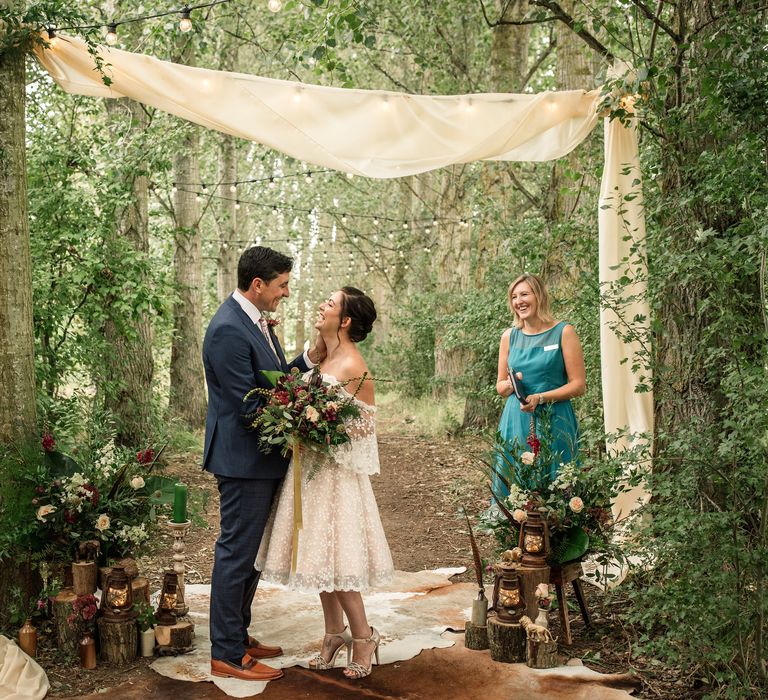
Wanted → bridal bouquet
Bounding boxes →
[246,367,361,459]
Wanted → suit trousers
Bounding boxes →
[210,476,280,662]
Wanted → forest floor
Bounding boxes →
[34,397,700,699]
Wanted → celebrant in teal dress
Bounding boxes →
[492,274,586,499]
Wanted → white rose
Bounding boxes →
[95,514,111,531]
[130,476,145,490]
[36,504,56,522]
[513,508,528,523]
[305,405,320,423]
[569,497,584,513]
[520,451,535,465]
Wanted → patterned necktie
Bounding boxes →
[258,317,279,357]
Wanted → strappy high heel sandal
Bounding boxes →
[308,626,353,670]
[343,626,381,679]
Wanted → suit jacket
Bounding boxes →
[202,295,309,479]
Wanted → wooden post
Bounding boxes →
[98,618,138,665]
[52,588,78,653]
[487,614,526,663]
[72,562,97,596]
[526,638,558,668]
[464,621,489,651]
[131,576,150,605]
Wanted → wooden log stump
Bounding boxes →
[487,614,526,663]
[72,562,97,596]
[464,621,489,651]
[527,638,559,668]
[155,621,194,651]
[131,576,150,605]
[518,566,550,620]
[98,617,138,665]
[52,588,78,654]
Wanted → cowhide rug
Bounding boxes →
[150,568,640,699]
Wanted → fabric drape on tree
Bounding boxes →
[34,35,652,515]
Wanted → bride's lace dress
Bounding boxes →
[256,374,394,592]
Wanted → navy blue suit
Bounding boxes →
[203,295,308,663]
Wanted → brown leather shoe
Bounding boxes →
[246,636,284,659]
[210,655,283,681]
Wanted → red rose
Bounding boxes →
[266,318,280,328]
[64,509,77,524]
[137,448,155,464]
[41,433,56,452]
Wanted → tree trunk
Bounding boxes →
[168,40,207,429]
[462,0,530,428]
[217,135,239,302]
[0,17,37,444]
[216,31,239,302]
[103,98,156,447]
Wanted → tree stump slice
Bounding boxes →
[52,588,79,654]
[518,566,550,620]
[155,621,194,650]
[464,621,489,651]
[487,615,526,663]
[527,638,559,668]
[98,618,138,665]
[72,562,97,596]
[131,576,150,605]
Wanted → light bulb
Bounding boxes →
[305,172,312,184]
[201,184,208,194]
[272,207,278,215]
[229,184,237,193]
[373,218,379,226]
[402,221,408,229]
[105,23,118,45]
[195,194,202,203]
[268,178,276,189]
[346,172,354,179]
[235,201,241,210]
[172,184,178,194]
[179,8,192,32]
[341,215,347,224]
[268,0,282,12]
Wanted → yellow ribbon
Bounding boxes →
[291,439,303,574]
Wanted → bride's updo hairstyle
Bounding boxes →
[339,286,377,343]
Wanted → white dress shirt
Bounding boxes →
[232,289,315,367]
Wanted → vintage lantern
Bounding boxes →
[493,563,526,623]
[156,571,184,625]
[518,510,550,568]
[101,566,136,621]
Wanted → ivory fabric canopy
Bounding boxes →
[34,35,652,516]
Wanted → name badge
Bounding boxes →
[543,344,558,351]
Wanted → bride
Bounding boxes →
[256,286,394,679]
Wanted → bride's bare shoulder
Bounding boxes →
[335,354,374,404]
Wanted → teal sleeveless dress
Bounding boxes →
[492,321,580,499]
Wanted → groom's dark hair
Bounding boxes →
[237,246,293,290]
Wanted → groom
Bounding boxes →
[203,246,325,681]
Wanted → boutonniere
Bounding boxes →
[265,318,280,328]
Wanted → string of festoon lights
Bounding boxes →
[48,0,285,45]
[172,186,472,232]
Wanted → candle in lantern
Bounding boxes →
[172,482,188,523]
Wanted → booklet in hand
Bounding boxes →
[507,369,527,404]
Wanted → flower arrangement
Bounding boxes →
[246,367,362,464]
[264,316,280,328]
[479,418,623,566]
[2,435,178,568]
[67,593,98,638]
